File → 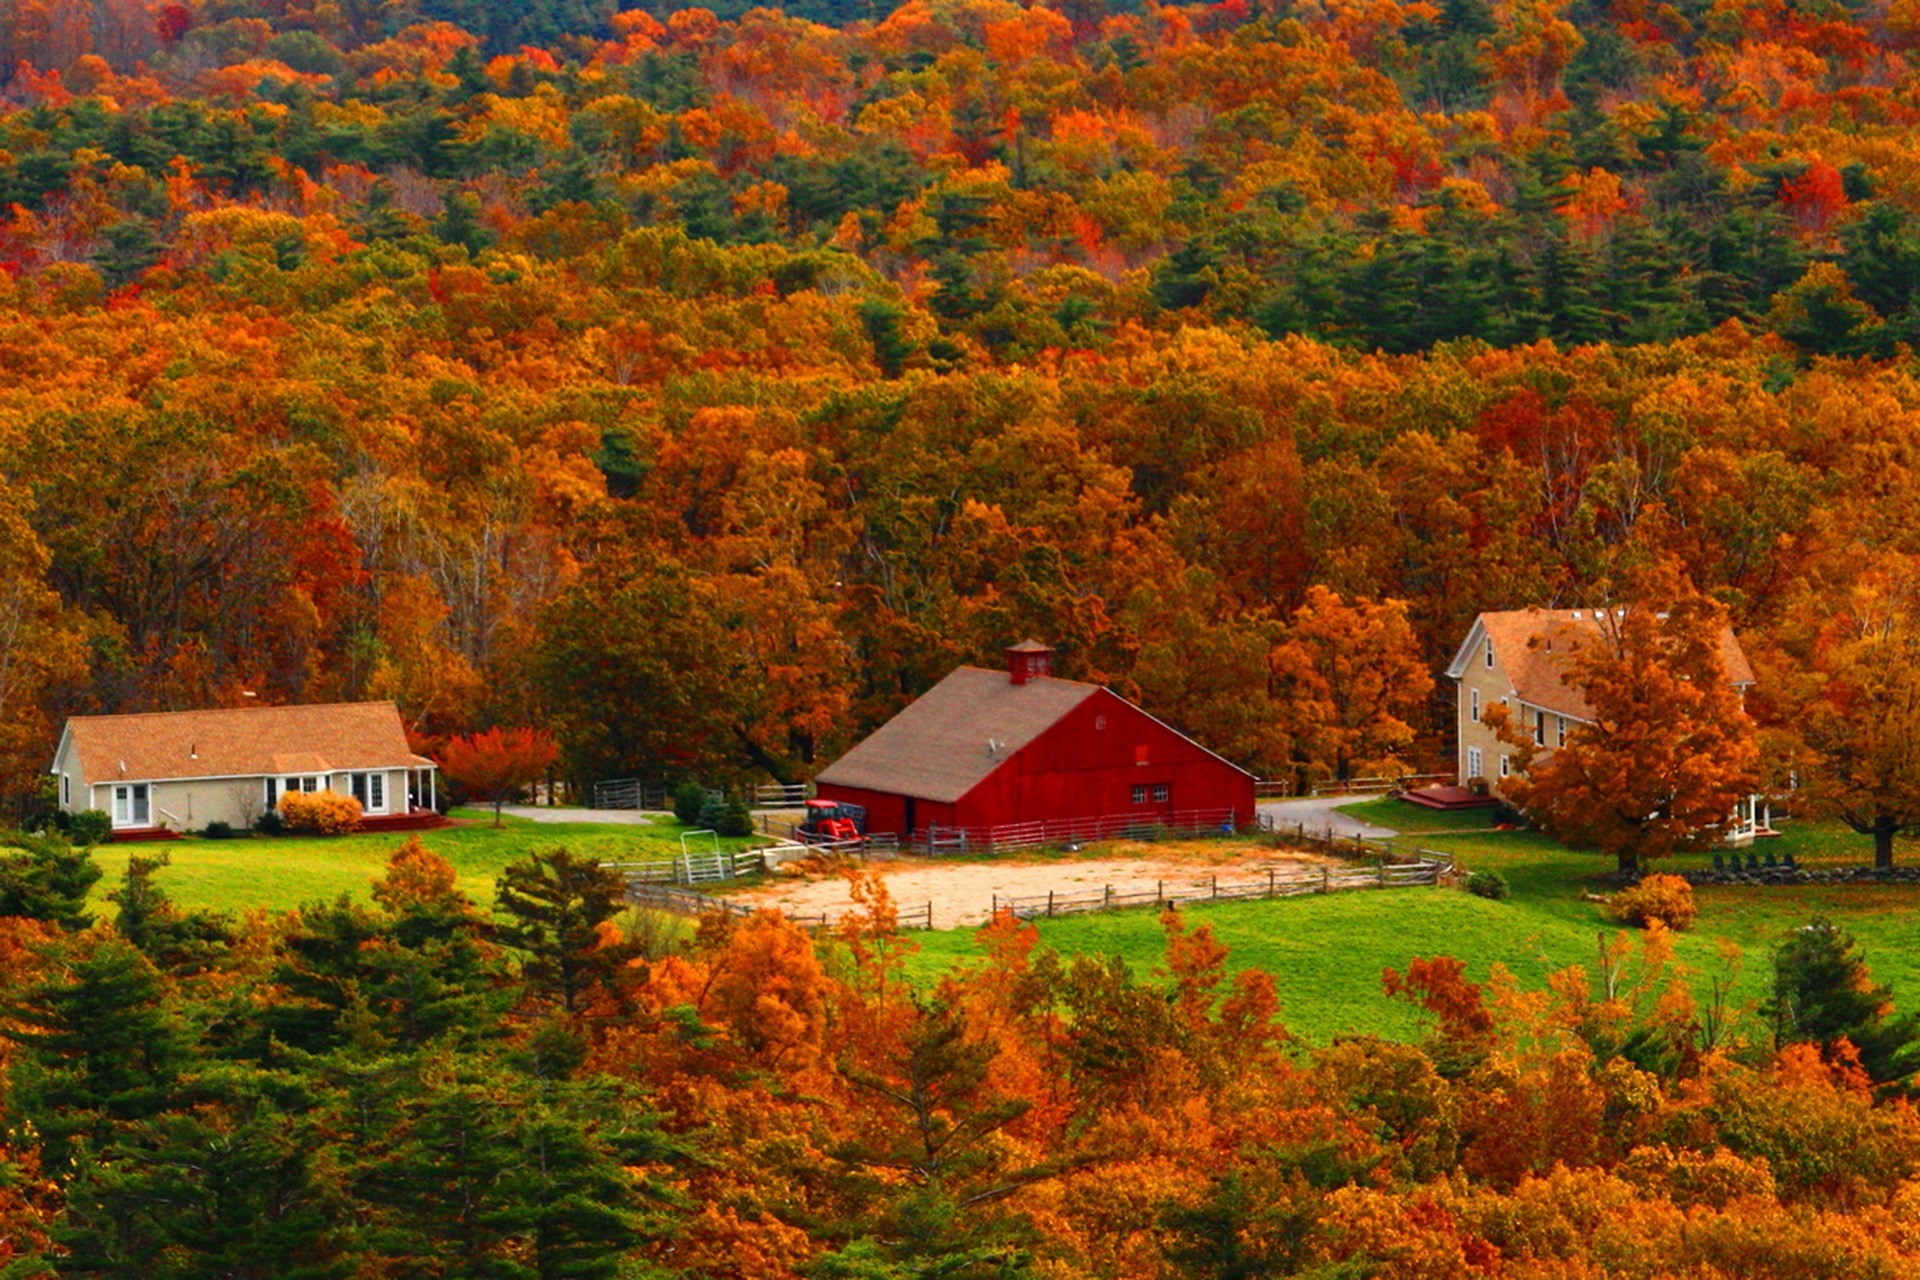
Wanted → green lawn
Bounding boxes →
[1330,796,1499,834]
[907,800,1920,1046]
[86,798,1920,1051]
[88,811,764,915]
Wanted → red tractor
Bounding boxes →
[800,799,866,843]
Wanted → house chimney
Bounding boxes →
[1007,640,1053,686]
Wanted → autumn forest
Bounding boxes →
[4,0,1920,1272]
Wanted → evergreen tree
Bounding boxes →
[108,852,232,976]
[0,832,100,931]
[495,849,639,1015]
[1765,919,1920,1086]
[3,935,187,1169]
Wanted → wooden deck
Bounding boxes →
[1400,785,1499,811]
[356,809,452,834]
[110,826,185,843]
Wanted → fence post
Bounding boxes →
[1157,880,1163,906]
[1378,860,1387,886]
[1212,875,1218,900]
[991,893,997,916]
[1105,885,1112,911]
[1322,866,1330,893]
[1048,890,1055,918]
[1268,868,1275,898]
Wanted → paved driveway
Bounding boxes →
[493,805,669,825]
[1256,794,1398,841]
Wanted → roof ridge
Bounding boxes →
[68,700,401,724]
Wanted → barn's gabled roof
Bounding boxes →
[816,667,1101,803]
[59,701,434,785]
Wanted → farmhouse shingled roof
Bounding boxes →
[815,667,1101,803]
[64,701,434,784]
[1476,609,1755,721]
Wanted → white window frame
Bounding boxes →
[60,773,69,807]
[1484,637,1494,668]
[1467,747,1483,779]
[1469,689,1480,722]
[1557,716,1567,746]
[1499,755,1511,779]
[1151,783,1169,803]
[1534,709,1546,746]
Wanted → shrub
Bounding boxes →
[200,821,234,840]
[278,790,363,836]
[1465,870,1509,901]
[1605,873,1697,931]
[672,781,707,826]
[69,809,111,847]
[698,790,727,830]
[1490,801,1524,827]
[255,808,285,836]
[715,793,755,838]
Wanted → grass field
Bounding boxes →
[87,811,763,915]
[81,800,1920,1051]
[907,801,1920,1045]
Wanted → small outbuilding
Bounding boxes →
[815,643,1256,845]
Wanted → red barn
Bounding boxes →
[815,642,1256,844]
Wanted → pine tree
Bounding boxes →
[0,831,100,931]
[1765,919,1920,1086]
[495,849,638,1015]
[3,934,187,1169]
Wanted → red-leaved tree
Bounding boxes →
[438,727,560,827]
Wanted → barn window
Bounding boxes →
[1134,744,1149,766]
[1152,784,1169,803]
[1094,715,1107,730]
[1131,785,1148,804]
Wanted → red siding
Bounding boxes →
[817,687,1254,836]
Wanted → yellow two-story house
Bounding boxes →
[1444,608,1762,841]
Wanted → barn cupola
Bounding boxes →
[1007,639,1054,686]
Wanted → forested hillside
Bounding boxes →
[3,0,1919,801]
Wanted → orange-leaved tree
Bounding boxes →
[1489,584,1759,875]
[439,727,560,827]
[1764,555,1920,871]
[1269,587,1434,789]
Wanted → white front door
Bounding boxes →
[349,772,387,815]
[111,783,150,828]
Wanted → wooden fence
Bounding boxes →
[625,882,935,931]
[989,850,1453,920]
[1307,772,1454,797]
[751,782,813,808]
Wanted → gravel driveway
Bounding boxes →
[1256,795,1399,840]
